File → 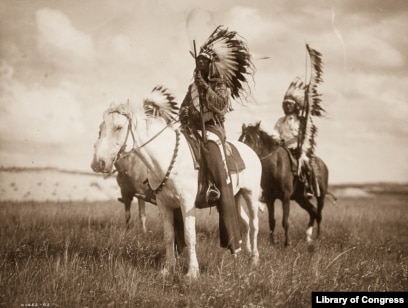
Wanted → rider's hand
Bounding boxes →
[194,70,209,90]
[180,106,189,124]
[180,106,188,118]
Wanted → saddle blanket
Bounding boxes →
[182,130,245,173]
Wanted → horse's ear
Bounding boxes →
[255,121,261,129]
[242,123,246,131]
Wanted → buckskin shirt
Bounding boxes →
[273,114,300,149]
[180,78,230,130]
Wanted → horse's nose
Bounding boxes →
[91,158,106,172]
[97,159,106,171]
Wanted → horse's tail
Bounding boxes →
[258,202,266,213]
[326,191,338,205]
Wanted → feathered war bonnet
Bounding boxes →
[282,45,325,117]
[143,85,179,124]
[282,77,306,113]
[197,25,255,102]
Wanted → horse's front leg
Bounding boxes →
[281,196,291,247]
[296,197,318,243]
[124,199,132,229]
[181,205,199,279]
[157,202,176,275]
[118,193,132,230]
[249,206,259,266]
[235,194,251,254]
[316,193,325,237]
[267,198,276,244]
[137,198,147,233]
[239,191,259,266]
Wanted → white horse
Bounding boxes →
[91,96,262,279]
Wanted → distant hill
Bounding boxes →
[331,182,408,196]
[0,166,97,176]
[0,166,120,202]
[0,166,407,202]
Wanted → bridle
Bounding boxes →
[113,110,173,162]
[115,111,136,161]
[240,130,272,161]
[110,110,181,194]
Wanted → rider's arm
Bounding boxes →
[205,79,230,115]
[179,89,192,126]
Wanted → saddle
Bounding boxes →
[182,129,246,209]
[182,129,245,173]
[283,146,320,197]
[282,146,299,175]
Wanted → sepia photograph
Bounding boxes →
[1,0,407,307]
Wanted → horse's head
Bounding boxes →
[239,122,280,157]
[91,85,179,174]
[239,122,263,155]
[91,102,135,174]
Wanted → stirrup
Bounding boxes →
[206,182,220,203]
[135,189,157,205]
[305,187,314,199]
[305,192,314,199]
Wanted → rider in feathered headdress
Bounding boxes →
[272,44,325,199]
[180,25,255,132]
[273,77,306,149]
[272,77,314,198]
[179,25,255,254]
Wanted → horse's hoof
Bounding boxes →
[160,264,176,278]
[185,270,200,281]
[306,226,313,243]
[243,243,251,254]
[160,267,171,277]
[250,255,259,268]
[269,234,275,245]
[307,243,315,253]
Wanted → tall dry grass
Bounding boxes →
[1,194,407,307]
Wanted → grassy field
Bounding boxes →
[1,193,407,307]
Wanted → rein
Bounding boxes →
[240,131,278,161]
[146,128,181,193]
[260,152,274,161]
[117,115,136,157]
[114,110,177,161]
[112,110,181,194]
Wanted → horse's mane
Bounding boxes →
[103,97,175,132]
[245,122,281,152]
[143,85,179,124]
[104,101,133,117]
[258,126,280,152]
[104,85,179,123]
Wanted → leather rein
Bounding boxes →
[240,132,277,161]
[112,110,180,194]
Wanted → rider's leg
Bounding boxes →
[205,141,242,254]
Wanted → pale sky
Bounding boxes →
[0,0,407,184]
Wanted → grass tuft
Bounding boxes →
[1,195,407,307]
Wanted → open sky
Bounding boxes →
[0,0,407,184]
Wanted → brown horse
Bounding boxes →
[239,122,330,246]
[114,152,148,232]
